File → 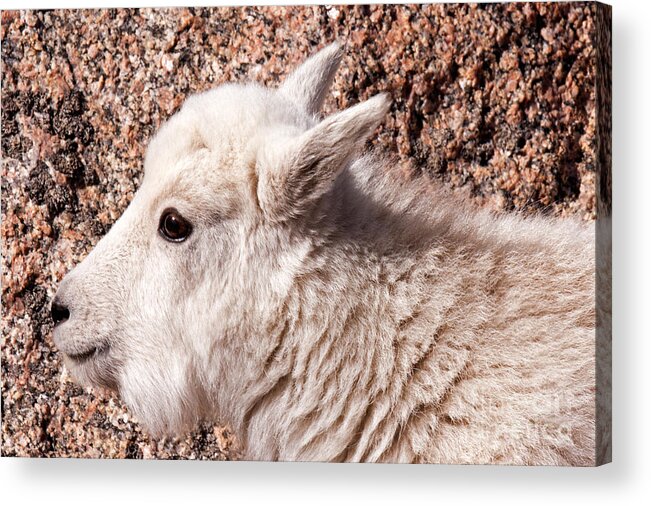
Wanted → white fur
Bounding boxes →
[53,42,597,465]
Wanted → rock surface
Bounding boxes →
[2,3,599,459]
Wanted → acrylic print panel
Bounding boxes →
[1,2,611,465]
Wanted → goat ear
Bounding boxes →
[258,93,390,221]
[279,42,344,115]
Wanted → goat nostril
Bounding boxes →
[51,301,70,326]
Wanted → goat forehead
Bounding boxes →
[140,82,309,207]
[144,84,283,179]
[183,84,301,147]
[140,155,248,230]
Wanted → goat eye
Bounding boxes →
[158,208,192,242]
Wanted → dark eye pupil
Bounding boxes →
[159,208,192,242]
[165,215,181,235]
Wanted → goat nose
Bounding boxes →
[51,298,70,326]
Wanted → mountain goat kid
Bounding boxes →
[52,43,597,465]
